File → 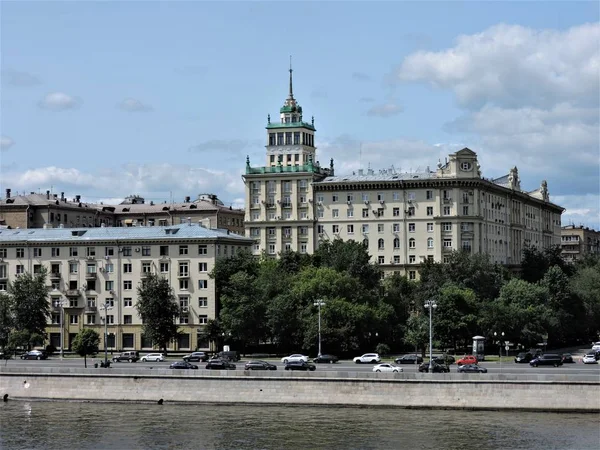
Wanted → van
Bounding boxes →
[217,351,240,362]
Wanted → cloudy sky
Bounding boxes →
[1,1,599,228]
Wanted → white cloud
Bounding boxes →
[395,22,599,109]
[0,136,15,151]
[118,98,153,112]
[366,102,403,117]
[553,193,600,230]
[38,92,81,111]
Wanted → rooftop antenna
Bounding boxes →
[288,55,294,100]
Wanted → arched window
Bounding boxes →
[393,238,400,249]
[378,238,385,250]
[363,238,369,248]
[427,238,434,249]
[409,238,416,249]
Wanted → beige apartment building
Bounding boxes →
[0,223,253,352]
[243,70,564,277]
[0,190,245,235]
[561,225,600,262]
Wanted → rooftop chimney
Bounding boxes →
[185,196,191,203]
[61,192,65,201]
[5,189,10,199]
[187,217,192,226]
[76,195,81,202]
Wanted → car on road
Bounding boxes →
[514,352,534,363]
[561,353,575,364]
[418,362,450,373]
[582,354,598,364]
[20,350,47,360]
[372,363,403,373]
[169,361,198,370]
[245,360,277,370]
[313,354,339,364]
[217,351,240,362]
[353,353,381,364]
[284,361,316,371]
[206,359,236,370]
[457,364,488,373]
[183,352,208,362]
[591,342,600,351]
[529,354,563,367]
[141,353,164,362]
[456,355,478,366]
[112,351,139,363]
[432,355,455,365]
[395,354,423,364]
[281,354,309,364]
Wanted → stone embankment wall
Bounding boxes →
[1,368,598,412]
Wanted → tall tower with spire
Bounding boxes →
[243,61,333,257]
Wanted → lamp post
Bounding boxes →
[99,303,113,367]
[59,299,68,359]
[494,331,505,373]
[424,300,437,372]
[313,300,325,357]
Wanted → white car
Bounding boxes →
[372,363,403,373]
[353,353,381,364]
[582,354,598,364]
[141,353,165,362]
[591,342,600,351]
[281,354,309,364]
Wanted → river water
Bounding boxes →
[0,400,598,450]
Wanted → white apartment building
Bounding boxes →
[243,69,564,277]
[0,223,253,352]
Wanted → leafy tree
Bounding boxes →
[403,313,429,357]
[570,257,600,340]
[198,319,223,352]
[380,274,418,349]
[0,293,14,351]
[136,274,180,354]
[72,328,100,368]
[8,330,44,351]
[521,245,573,283]
[9,269,50,349]
[434,283,479,351]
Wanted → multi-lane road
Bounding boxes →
[4,357,600,377]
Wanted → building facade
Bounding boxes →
[243,70,564,277]
[0,224,253,352]
[561,225,600,263]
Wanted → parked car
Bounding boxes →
[395,354,423,364]
[561,353,575,364]
[514,352,534,363]
[169,361,198,370]
[217,351,240,362]
[372,363,403,373]
[529,354,563,367]
[141,353,164,362]
[313,354,339,364]
[281,354,309,364]
[418,361,450,373]
[582,354,598,364]
[20,350,48,360]
[457,364,488,373]
[183,352,208,362]
[432,355,455,365]
[457,355,478,366]
[244,360,277,370]
[112,351,139,363]
[206,359,236,370]
[284,361,316,371]
[353,353,381,364]
[591,342,600,351]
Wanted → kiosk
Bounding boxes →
[472,335,486,361]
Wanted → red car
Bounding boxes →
[457,355,478,366]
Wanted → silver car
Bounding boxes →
[141,353,165,362]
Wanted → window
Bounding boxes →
[86,315,96,325]
[347,224,354,234]
[16,248,24,258]
[362,209,369,218]
[123,281,132,290]
[69,247,78,257]
[86,247,95,257]
[179,245,188,255]
[198,315,208,325]
[346,209,353,218]
[198,262,208,272]
[124,298,133,307]
[393,192,400,201]
[198,297,208,307]
[332,194,338,202]
[442,223,452,231]
[105,263,114,273]
[179,279,189,290]
[160,262,169,273]
[105,315,115,325]
[124,315,133,325]
[347,193,354,202]
[409,255,416,263]
[160,246,169,256]
[362,224,369,234]
[86,264,96,274]
[443,206,451,216]
[393,223,400,233]
[122,246,132,256]
[16,265,25,274]
[378,224,384,233]
[332,209,339,218]
[427,207,433,216]
[409,238,416,249]
[427,238,434,248]
[408,223,415,232]
[70,315,79,324]
[378,239,385,250]
[427,223,434,232]
[0,282,6,291]
[51,248,60,257]
[407,207,415,216]
[332,225,339,234]
[123,263,132,273]
[142,246,151,256]
[426,190,433,200]
[409,271,416,280]
[198,245,207,255]
[393,208,400,217]
[463,206,469,215]
[0,249,6,258]
[443,239,453,248]
[33,248,42,258]
[142,262,151,273]
[198,280,208,289]
[105,247,115,257]
[393,238,400,249]
[178,262,189,277]
[378,256,385,264]
[105,281,114,291]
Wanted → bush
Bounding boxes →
[376,343,390,356]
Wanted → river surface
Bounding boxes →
[0,400,598,450]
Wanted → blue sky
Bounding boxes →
[1,1,599,228]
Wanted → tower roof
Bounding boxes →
[280,56,302,114]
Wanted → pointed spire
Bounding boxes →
[288,55,294,100]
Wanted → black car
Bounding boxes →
[313,354,339,364]
[561,353,575,364]
[206,359,236,370]
[529,354,563,367]
[395,354,423,364]
[169,361,198,370]
[20,350,48,360]
[514,352,534,363]
[284,361,316,371]
[457,364,488,373]
[418,361,450,373]
[245,360,277,370]
[183,352,208,362]
[432,355,455,365]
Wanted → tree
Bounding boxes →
[9,269,50,349]
[135,274,180,354]
[434,283,479,351]
[0,293,14,351]
[403,313,429,357]
[72,328,100,368]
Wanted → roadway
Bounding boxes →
[4,357,600,377]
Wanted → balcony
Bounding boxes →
[141,271,153,278]
[65,289,81,297]
[49,272,61,280]
[85,305,98,313]
[85,272,97,280]
[178,272,190,278]
[443,198,453,204]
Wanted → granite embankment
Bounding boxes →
[1,367,598,412]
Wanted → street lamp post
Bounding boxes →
[424,300,437,372]
[59,299,68,359]
[494,331,505,373]
[100,303,113,367]
[313,300,326,357]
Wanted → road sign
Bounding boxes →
[505,345,510,351]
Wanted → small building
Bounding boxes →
[561,225,600,263]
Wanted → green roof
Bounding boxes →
[280,104,303,113]
[266,121,316,131]
[246,163,329,176]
